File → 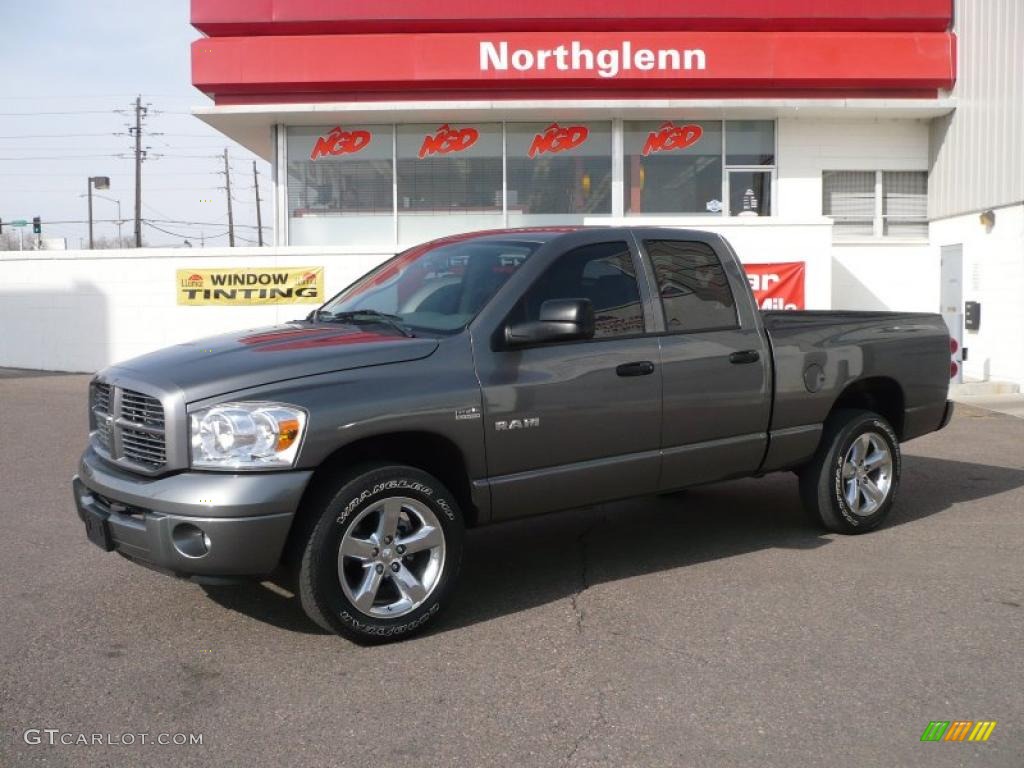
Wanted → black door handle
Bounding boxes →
[616,361,655,377]
[729,350,761,365]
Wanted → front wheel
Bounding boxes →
[799,409,901,534]
[298,464,464,643]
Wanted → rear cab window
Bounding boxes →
[644,240,739,333]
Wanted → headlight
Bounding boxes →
[190,402,307,470]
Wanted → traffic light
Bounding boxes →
[32,217,41,235]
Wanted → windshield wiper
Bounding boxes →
[313,309,415,338]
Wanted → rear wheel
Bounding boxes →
[298,464,464,643]
[799,409,901,534]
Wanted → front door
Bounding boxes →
[474,237,662,520]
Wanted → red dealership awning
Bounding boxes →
[191,0,953,35]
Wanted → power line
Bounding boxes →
[0,133,124,139]
[0,154,127,161]
[143,221,229,240]
[150,218,266,231]
[0,147,142,152]
[2,171,218,177]
[5,218,266,229]
[0,110,123,117]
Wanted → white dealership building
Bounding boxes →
[0,0,1021,387]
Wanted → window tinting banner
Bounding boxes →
[743,262,804,311]
[177,267,325,306]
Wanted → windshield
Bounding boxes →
[318,237,540,334]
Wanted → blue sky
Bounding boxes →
[0,0,270,248]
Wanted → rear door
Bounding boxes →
[633,234,772,489]
[471,232,662,520]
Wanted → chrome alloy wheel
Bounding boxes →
[840,432,894,517]
[338,497,446,618]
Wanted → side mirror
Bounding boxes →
[504,299,595,348]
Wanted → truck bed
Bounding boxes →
[757,309,952,471]
[761,309,949,332]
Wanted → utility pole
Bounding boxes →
[223,148,235,247]
[130,95,147,248]
[88,181,94,249]
[252,161,264,247]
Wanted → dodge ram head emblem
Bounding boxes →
[495,418,540,431]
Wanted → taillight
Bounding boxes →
[950,337,959,355]
[949,336,959,378]
[951,361,959,378]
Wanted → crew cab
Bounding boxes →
[73,227,954,642]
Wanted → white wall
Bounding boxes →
[776,117,941,315]
[930,204,1024,386]
[831,244,940,312]
[777,117,931,218]
[0,247,392,373]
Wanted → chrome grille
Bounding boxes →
[120,390,165,429]
[92,382,112,414]
[90,382,168,473]
[91,382,113,452]
[95,417,114,452]
[120,427,167,468]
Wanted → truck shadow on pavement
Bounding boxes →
[199,454,1024,637]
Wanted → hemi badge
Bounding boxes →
[455,407,481,421]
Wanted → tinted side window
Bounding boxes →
[517,241,644,339]
[645,240,738,332]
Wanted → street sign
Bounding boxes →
[10,220,28,227]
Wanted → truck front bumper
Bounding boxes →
[72,447,313,581]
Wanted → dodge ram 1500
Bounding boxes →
[74,227,954,642]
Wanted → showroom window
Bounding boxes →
[397,123,504,244]
[506,122,612,226]
[286,125,394,247]
[284,119,780,247]
[624,120,774,216]
[823,170,928,240]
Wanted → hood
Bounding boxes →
[107,322,439,402]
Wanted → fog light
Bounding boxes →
[172,523,211,558]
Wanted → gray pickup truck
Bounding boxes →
[74,227,954,642]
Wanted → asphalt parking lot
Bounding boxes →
[1,370,1022,767]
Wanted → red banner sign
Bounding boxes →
[528,122,589,158]
[310,126,372,160]
[419,124,479,158]
[193,31,956,102]
[192,1,955,36]
[744,262,805,310]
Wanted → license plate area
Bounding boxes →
[82,506,114,551]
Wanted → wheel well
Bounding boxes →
[280,431,478,569]
[830,377,905,439]
[296,430,476,526]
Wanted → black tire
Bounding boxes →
[298,463,464,644]
[798,409,901,534]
